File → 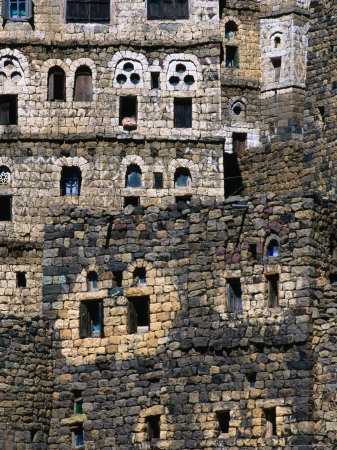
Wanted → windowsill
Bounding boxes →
[5,17,30,22]
[136,326,149,334]
[147,18,189,21]
[218,432,229,439]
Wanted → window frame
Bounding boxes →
[128,296,150,334]
[61,166,82,196]
[48,67,66,102]
[174,97,192,129]
[0,95,18,125]
[79,300,104,338]
[66,0,110,23]
[226,278,242,313]
[147,0,189,20]
[1,0,32,20]
[73,66,93,102]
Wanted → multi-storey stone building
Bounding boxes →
[1,0,337,448]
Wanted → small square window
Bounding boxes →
[88,271,98,291]
[146,415,161,440]
[124,196,140,207]
[128,296,150,334]
[79,301,103,338]
[175,195,191,204]
[119,97,137,126]
[226,46,239,68]
[227,278,242,312]
[151,72,160,89]
[174,98,192,128]
[0,196,12,221]
[154,172,163,189]
[0,95,17,125]
[17,272,26,288]
[72,426,84,448]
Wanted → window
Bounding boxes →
[227,278,242,312]
[124,196,140,207]
[79,301,103,338]
[226,46,239,68]
[267,274,279,307]
[88,271,98,291]
[147,415,160,440]
[0,95,17,125]
[267,239,279,257]
[264,408,277,437]
[0,196,12,221]
[225,21,238,39]
[271,57,281,82]
[246,372,256,388]
[174,167,191,188]
[232,133,246,155]
[248,244,257,262]
[175,195,191,204]
[147,0,188,20]
[0,166,11,185]
[216,411,230,435]
[73,391,83,414]
[154,172,163,189]
[72,427,84,448]
[61,167,81,196]
[128,296,150,334]
[133,267,146,286]
[174,98,192,128]
[119,96,137,126]
[151,72,160,89]
[66,0,110,23]
[113,271,123,287]
[274,36,281,48]
[1,0,32,20]
[224,153,243,197]
[74,66,93,101]
[125,164,142,188]
[17,272,26,288]
[48,67,66,101]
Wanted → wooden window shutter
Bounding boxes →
[233,48,239,68]
[175,0,188,19]
[48,72,54,101]
[227,283,235,312]
[162,0,174,19]
[2,0,9,19]
[148,0,160,19]
[128,300,137,334]
[74,68,93,101]
[98,301,104,337]
[0,100,9,125]
[79,302,88,338]
[25,0,32,19]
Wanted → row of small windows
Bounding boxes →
[0,93,193,129]
[73,406,277,447]
[2,0,189,22]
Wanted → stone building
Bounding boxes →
[1,0,337,448]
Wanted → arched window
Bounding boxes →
[48,66,66,101]
[125,164,142,188]
[267,239,279,257]
[174,168,191,188]
[133,267,146,286]
[74,66,93,101]
[88,271,98,291]
[225,21,238,39]
[274,36,281,48]
[0,166,11,185]
[61,166,81,196]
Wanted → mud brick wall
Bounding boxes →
[42,195,318,448]
[0,314,53,448]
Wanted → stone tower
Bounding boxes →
[1,0,337,448]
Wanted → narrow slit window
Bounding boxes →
[113,271,123,287]
[267,274,279,307]
[226,46,239,68]
[17,272,26,288]
[246,372,257,388]
[248,244,257,262]
[267,239,279,257]
[147,415,160,440]
[72,426,84,448]
[232,133,247,155]
[79,301,103,338]
[225,21,238,39]
[264,407,277,437]
[271,57,281,82]
[224,153,243,198]
[0,95,17,125]
[73,391,83,414]
[174,98,192,128]
[227,278,242,312]
[128,296,150,334]
[0,196,12,221]
[88,271,98,291]
[48,67,66,101]
[61,166,81,196]
[216,411,230,435]
[151,72,160,89]
[154,172,163,189]
[74,66,93,101]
